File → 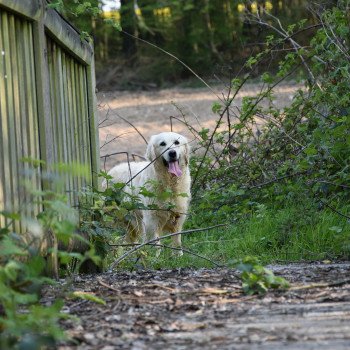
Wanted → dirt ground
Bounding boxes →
[49,263,350,349]
[97,82,301,170]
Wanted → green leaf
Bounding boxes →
[4,260,21,281]
[71,291,106,305]
[212,102,222,114]
[261,72,273,84]
[0,211,21,220]
[104,18,122,31]
[0,236,27,256]
[304,147,317,156]
[199,128,210,141]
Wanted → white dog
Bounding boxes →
[103,132,191,254]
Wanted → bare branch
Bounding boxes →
[115,113,148,145]
[108,224,226,271]
[109,242,222,267]
[121,30,222,100]
[250,10,322,88]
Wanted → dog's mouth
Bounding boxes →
[163,158,182,177]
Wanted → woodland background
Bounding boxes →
[61,0,337,89]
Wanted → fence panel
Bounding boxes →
[0,9,41,229]
[47,37,93,204]
[0,0,98,228]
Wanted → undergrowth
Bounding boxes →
[116,195,350,270]
[0,164,100,349]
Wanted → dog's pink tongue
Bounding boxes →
[168,161,182,177]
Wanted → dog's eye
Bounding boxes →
[160,141,166,146]
[174,140,180,145]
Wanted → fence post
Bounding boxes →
[86,53,100,189]
[32,0,58,278]
[32,0,54,170]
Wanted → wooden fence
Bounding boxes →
[0,0,99,229]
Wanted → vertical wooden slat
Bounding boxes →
[62,51,74,203]
[0,10,7,227]
[53,42,62,163]
[9,14,22,232]
[1,12,17,228]
[67,56,77,203]
[13,16,29,226]
[32,7,54,185]
[56,46,70,191]
[76,64,90,186]
[47,39,57,164]
[51,41,62,163]
[71,60,82,199]
[86,55,99,188]
[25,19,42,216]
[80,65,92,185]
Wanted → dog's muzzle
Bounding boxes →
[163,150,182,177]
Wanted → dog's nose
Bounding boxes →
[168,150,177,159]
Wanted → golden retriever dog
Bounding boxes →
[103,132,191,255]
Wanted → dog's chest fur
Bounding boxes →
[141,166,190,216]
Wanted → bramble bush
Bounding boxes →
[187,2,350,234]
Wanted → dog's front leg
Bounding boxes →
[168,213,186,257]
[171,234,183,257]
[142,216,162,257]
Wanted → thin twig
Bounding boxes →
[131,153,146,161]
[290,278,350,291]
[115,113,148,145]
[108,224,226,271]
[100,132,132,149]
[317,198,350,220]
[312,180,350,190]
[246,171,309,190]
[109,241,222,267]
[97,277,120,293]
[121,30,221,100]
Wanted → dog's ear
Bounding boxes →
[184,139,191,165]
[145,137,156,161]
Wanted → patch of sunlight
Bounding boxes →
[103,10,120,20]
[238,1,273,13]
[266,1,273,11]
[238,4,245,12]
[153,7,171,17]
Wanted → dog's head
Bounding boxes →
[146,132,190,177]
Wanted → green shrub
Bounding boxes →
[187,2,350,232]
[0,164,98,348]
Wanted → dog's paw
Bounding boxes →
[155,247,162,258]
[172,249,183,257]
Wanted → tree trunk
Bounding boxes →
[120,0,137,58]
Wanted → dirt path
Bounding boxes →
[51,263,350,349]
[97,83,301,169]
